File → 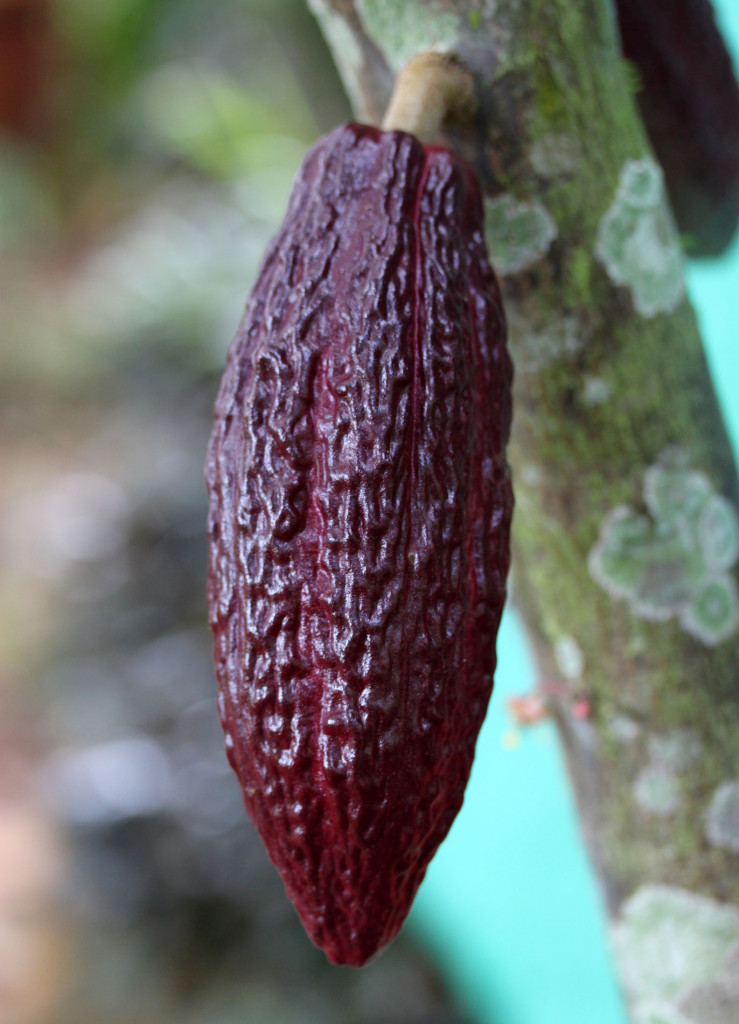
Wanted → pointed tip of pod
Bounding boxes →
[319,931,392,968]
[281,840,422,967]
[299,902,403,968]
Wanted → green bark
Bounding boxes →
[307,1,739,1018]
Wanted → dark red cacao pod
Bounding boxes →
[615,0,739,256]
[0,0,54,138]
[206,123,513,966]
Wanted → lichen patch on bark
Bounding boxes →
[582,376,612,405]
[678,942,739,1023]
[355,0,458,69]
[529,131,580,179]
[553,634,584,680]
[484,194,557,274]
[506,308,584,372]
[589,451,739,646]
[705,780,739,854]
[595,158,685,317]
[647,730,702,774]
[634,766,681,817]
[613,885,739,1015]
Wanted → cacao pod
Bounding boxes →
[0,0,53,138]
[206,123,513,966]
[615,0,739,256]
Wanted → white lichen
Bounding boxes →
[484,194,557,274]
[519,462,542,487]
[554,634,584,680]
[589,506,644,599]
[608,714,641,743]
[355,0,458,70]
[721,943,739,994]
[583,376,612,405]
[634,765,681,817]
[595,158,685,317]
[679,979,739,1023]
[506,308,585,371]
[674,942,739,1022]
[632,1001,692,1024]
[644,462,713,525]
[647,730,702,774]
[680,575,739,646]
[589,452,739,646]
[530,132,580,178]
[619,159,664,208]
[698,496,739,572]
[612,886,739,1006]
[705,780,739,854]
[588,506,693,616]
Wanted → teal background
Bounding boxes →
[409,3,739,1020]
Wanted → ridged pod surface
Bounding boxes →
[206,123,512,966]
[616,0,739,256]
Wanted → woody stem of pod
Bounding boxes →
[381,51,477,144]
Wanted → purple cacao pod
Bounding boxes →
[206,123,513,966]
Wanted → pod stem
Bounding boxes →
[381,51,476,143]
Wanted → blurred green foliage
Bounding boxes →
[0,0,349,393]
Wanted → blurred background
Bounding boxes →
[0,2,736,1023]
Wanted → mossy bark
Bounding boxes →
[307,0,739,1015]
